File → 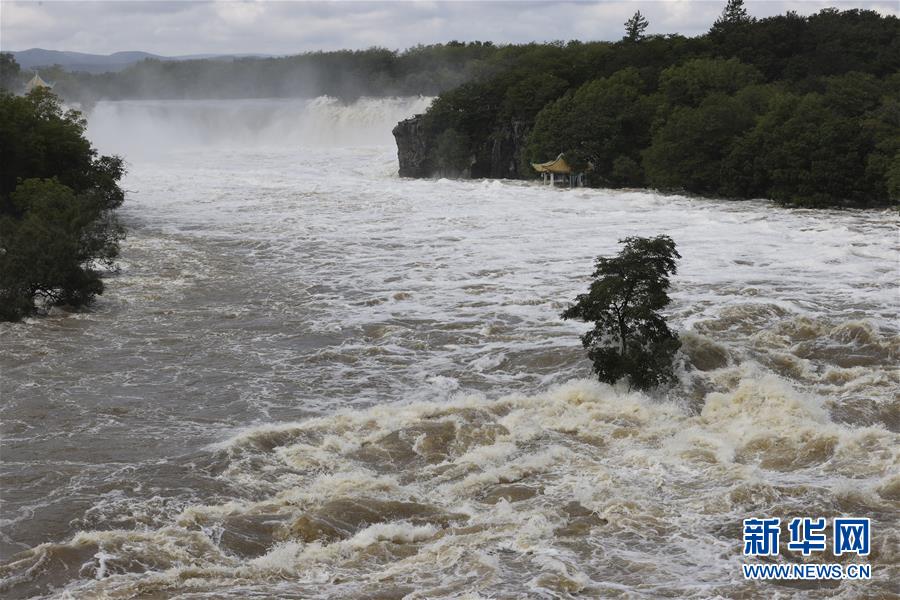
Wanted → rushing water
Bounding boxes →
[1,98,897,599]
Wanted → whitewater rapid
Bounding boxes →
[0,98,897,599]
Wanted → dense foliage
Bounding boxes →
[8,5,898,206]
[416,5,899,207]
[563,236,681,391]
[0,89,125,321]
[0,53,21,93]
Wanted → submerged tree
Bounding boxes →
[623,11,650,42]
[562,236,681,390]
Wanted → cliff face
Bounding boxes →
[489,120,529,179]
[393,115,530,180]
[392,116,431,178]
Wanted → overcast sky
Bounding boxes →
[2,0,897,56]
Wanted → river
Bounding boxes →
[1,97,897,598]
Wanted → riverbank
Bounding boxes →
[393,9,899,208]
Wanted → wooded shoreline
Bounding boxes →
[392,5,899,209]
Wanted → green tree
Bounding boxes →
[527,68,658,185]
[562,236,681,391]
[0,89,124,214]
[862,94,900,203]
[658,58,762,108]
[885,153,900,201]
[644,93,757,194]
[0,89,125,321]
[422,78,509,176]
[624,11,650,42]
[715,0,752,27]
[724,91,890,206]
[0,53,21,93]
[499,73,569,121]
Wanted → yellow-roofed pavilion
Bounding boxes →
[25,72,52,94]
[531,153,584,187]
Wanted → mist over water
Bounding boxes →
[87,96,434,157]
[1,98,897,598]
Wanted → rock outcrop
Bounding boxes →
[393,115,531,180]
[392,115,431,178]
[489,120,530,179]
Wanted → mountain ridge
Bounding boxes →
[11,48,274,73]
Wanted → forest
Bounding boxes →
[413,4,899,207]
[2,2,898,207]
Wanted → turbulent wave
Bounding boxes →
[3,374,897,598]
[1,98,898,598]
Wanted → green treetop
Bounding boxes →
[562,236,682,391]
[624,11,650,42]
[715,0,752,27]
[0,89,125,321]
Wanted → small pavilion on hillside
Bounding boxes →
[531,153,584,187]
[25,72,52,94]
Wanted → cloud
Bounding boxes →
[1,0,897,56]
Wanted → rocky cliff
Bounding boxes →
[393,115,530,180]
[489,120,530,179]
[392,115,431,178]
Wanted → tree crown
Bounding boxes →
[563,235,681,390]
[719,0,752,25]
[0,89,125,321]
[624,11,650,42]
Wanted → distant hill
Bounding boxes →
[11,48,274,73]
[12,49,163,73]
[10,42,495,102]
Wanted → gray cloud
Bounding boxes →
[2,0,897,56]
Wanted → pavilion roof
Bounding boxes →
[25,73,52,92]
[531,153,573,174]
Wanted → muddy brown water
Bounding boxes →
[1,98,897,598]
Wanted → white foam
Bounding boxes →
[4,96,897,599]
